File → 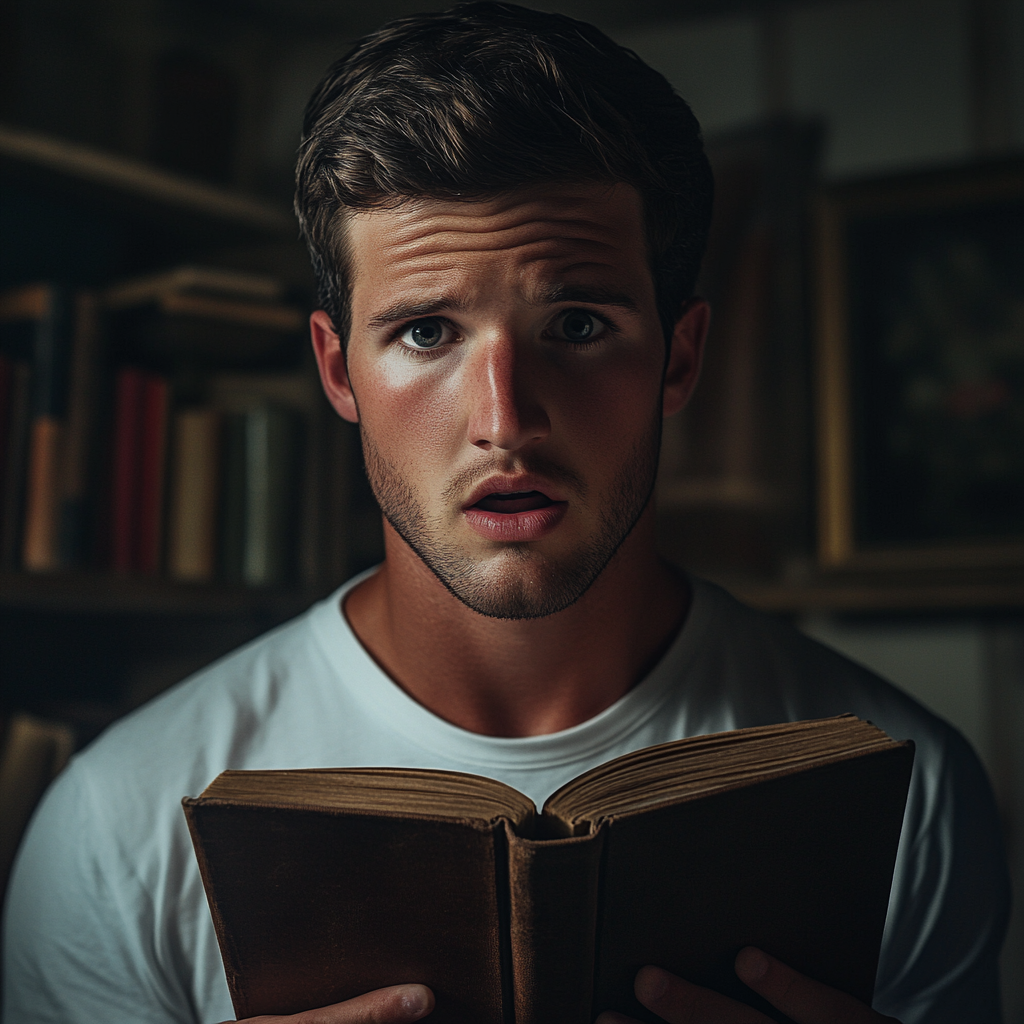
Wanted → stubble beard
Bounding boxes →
[359,414,662,620]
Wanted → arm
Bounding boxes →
[872,728,1009,1022]
[4,763,437,1024]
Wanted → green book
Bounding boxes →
[241,405,298,587]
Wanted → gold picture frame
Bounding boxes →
[814,161,1024,571]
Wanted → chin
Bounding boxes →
[415,541,614,621]
[362,417,662,620]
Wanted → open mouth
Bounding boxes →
[472,490,555,514]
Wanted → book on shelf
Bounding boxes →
[137,375,171,575]
[109,367,146,574]
[0,283,104,572]
[219,412,247,582]
[210,372,324,587]
[184,714,915,1024]
[0,269,325,589]
[108,367,171,575]
[167,408,221,582]
[165,402,302,587]
[211,373,314,587]
[104,266,305,369]
[0,360,31,569]
[0,283,74,573]
[58,292,102,567]
[240,405,300,587]
[103,265,285,309]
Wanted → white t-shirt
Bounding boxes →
[3,576,1010,1024]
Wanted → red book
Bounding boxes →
[136,375,169,574]
[110,367,145,573]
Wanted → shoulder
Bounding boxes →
[684,577,949,746]
[14,600,331,893]
[23,587,361,908]
[684,579,1010,1021]
[75,599,331,798]
[2,591,355,1024]
[683,578,992,856]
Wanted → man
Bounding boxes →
[4,4,1009,1023]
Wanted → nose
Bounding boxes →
[465,333,550,452]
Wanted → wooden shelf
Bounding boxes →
[727,572,1024,614]
[0,572,326,617]
[0,122,294,241]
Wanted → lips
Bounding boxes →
[462,480,568,542]
[473,490,554,514]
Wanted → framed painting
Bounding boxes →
[815,161,1024,570]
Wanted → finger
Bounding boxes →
[735,949,898,1024]
[593,1013,642,1024]
[245,983,435,1024]
[634,965,775,1024]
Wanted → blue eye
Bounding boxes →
[400,318,448,350]
[557,311,605,343]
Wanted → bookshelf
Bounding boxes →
[0,123,294,241]
[0,125,379,738]
[4,123,1020,748]
[728,573,1024,615]
[0,571,323,617]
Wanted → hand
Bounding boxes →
[223,983,434,1024]
[595,948,899,1024]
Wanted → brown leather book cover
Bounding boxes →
[183,717,914,1024]
[185,802,510,1024]
[591,747,914,1023]
[507,829,604,1024]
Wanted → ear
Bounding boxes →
[662,298,709,417]
[310,309,359,423]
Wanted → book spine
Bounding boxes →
[506,825,605,1024]
[241,406,296,587]
[27,286,71,419]
[167,408,221,581]
[0,362,32,568]
[21,417,64,570]
[219,412,247,582]
[136,374,170,575]
[22,287,73,572]
[109,367,146,574]
[58,292,102,567]
[181,799,247,1017]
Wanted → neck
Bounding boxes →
[343,507,688,737]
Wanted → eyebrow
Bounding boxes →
[533,284,641,314]
[366,296,470,330]
[365,284,640,330]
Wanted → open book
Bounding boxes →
[184,714,914,1024]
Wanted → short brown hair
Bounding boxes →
[295,1,713,345]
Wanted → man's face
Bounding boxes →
[322,182,691,619]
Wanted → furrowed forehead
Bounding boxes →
[341,185,657,340]
[344,183,647,277]
[321,181,661,347]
